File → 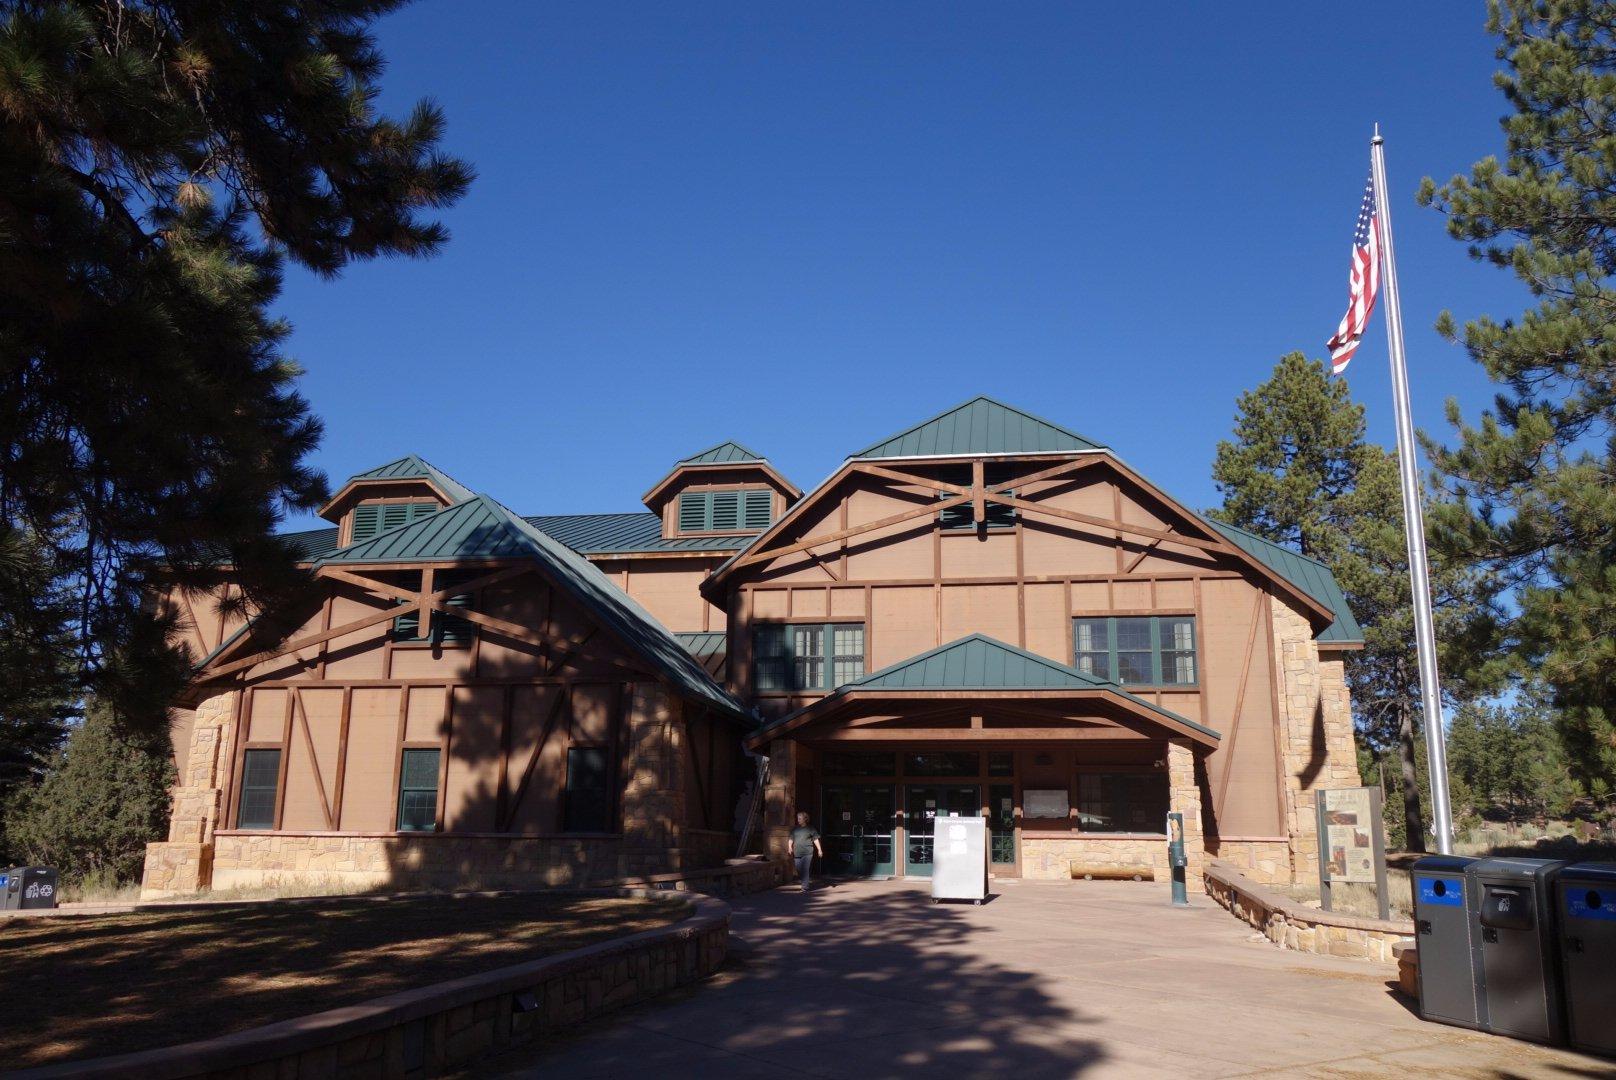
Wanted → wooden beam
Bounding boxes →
[501,685,570,831]
[200,603,406,680]
[815,727,1151,742]
[1215,590,1267,814]
[734,492,970,569]
[972,459,986,525]
[852,461,970,495]
[290,688,336,831]
[980,493,1228,553]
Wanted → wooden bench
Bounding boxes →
[1070,864,1155,882]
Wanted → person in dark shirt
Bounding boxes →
[789,811,823,893]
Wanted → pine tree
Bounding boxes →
[1212,353,1502,850]
[1,701,174,884]
[0,2,473,733]
[1419,0,1616,797]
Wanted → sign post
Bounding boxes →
[1316,786,1391,920]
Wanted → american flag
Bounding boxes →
[1325,171,1381,374]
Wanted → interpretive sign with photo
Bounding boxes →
[1314,785,1390,919]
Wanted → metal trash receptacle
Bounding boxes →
[1,866,59,910]
[1555,861,1616,1057]
[931,815,987,904]
[1466,857,1567,1045]
[1411,854,1483,1029]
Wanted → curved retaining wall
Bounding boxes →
[17,889,729,1080]
[1204,859,1413,965]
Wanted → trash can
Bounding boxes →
[1411,854,1483,1030]
[1555,861,1616,1057]
[1,866,59,910]
[1466,857,1567,1045]
[930,815,987,904]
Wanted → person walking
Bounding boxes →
[789,811,823,893]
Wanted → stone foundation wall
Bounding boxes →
[1209,839,1292,885]
[1020,836,1172,881]
[1272,599,1363,886]
[42,891,729,1080]
[211,834,627,893]
[681,828,736,869]
[1204,859,1412,965]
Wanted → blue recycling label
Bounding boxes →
[1565,889,1616,921]
[1417,876,1464,907]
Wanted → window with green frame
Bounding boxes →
[678,489,772,533]
[1072,616,1197,686]
[393,570,477,646]
[396,748,440,831]
[753,622,865,691]
[237,748,281,830]
[350,500,438,543]
[563,746,612,833]
[938,463,1017,530]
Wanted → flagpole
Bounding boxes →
[1370,125,1455,855]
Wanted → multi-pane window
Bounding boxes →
[753,623,865,691]
[938,464,1017,530]
[396,749,441,831]
[350,500,438,543]
[563,747,612,833]
[237,749,281,830]
[1076,772,1170,833]
[1072,616,1197,687]
[678,490,772,533]
[394,570,476,646]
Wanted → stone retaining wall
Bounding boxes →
[17,890,729,1080]
[1020,835,1172,882]
[1204,859,1412,964]
[1208,839,1292,885]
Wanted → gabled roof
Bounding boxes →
[851,396,1108,460]
[681,441,763,465]
[1202,519,1365,646]
[747,634,1219,748]
[317,454,477,520]
[313,495,748,721]
[347,454,477,503]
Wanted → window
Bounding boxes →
[904,751,980,777]
[563,747,612,833]
[396,749,441,831]
[1076,772,1170,833]
[237,749,281,830]
[821,751,897,777]
[753,622,864,691]
[1072,616,1198,686]
[938,464,1017,531]
[678,489,772,533]
[394,570,477,646]
[350,500,438,543]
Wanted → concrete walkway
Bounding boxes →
[471,878,1611,1079]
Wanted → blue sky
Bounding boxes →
[277,2,1527,529]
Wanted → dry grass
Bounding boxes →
[0,891,688,1070]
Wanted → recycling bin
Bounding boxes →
[1555,861,1616,1056]
[931,815,987,904]
[1465,857,1567,1045]
[1411,854,1483,1029]
[0,866,59,910]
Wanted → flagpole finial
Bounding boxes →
[1373,122,1383,145]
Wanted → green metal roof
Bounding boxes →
[673,631,727,658]
[851,397,1108,459]
[527,513,751,555]
[346,454,476,504]
[680,441,764,465]
[756,634,1219,741]
[315,495,749,721]
[1202,519,1365,645]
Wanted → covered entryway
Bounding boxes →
[752,635,1221,884]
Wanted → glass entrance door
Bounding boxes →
[821,784,896,878]
[904,785,981,877]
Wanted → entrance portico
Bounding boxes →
[748,635,1218,886]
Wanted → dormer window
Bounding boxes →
[677,489,772,534]
[350,500,439,543]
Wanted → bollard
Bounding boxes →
[1167,812,1188,906]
